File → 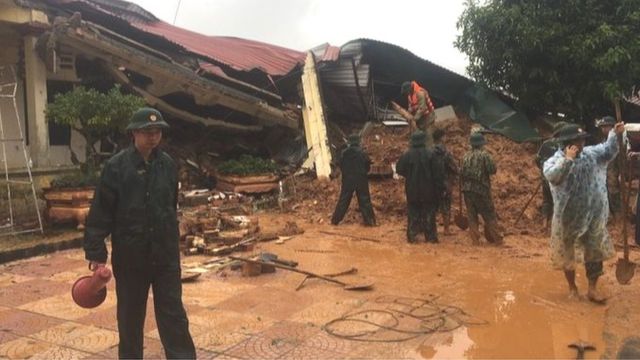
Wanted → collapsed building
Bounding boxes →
[0,0,539,187]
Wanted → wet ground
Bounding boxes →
[0,213,638,359]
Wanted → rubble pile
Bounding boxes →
[178,190,304,257]
[294,117,545,235]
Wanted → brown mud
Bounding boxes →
[225,213,640,359]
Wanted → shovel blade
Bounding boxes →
[343,282,374,291]
[616,258,637,285]
[455,212,469,230]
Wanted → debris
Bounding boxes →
[230,256,374,291]
[568,341,596,360]
[278,221,305,236]
[180,272,202,282]
[259,252,298,267]
[296,268,358,291]
[318,230,381,243]
[294,249,338,254]
[275,236,294,245]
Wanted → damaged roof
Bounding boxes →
[133,21,306,76]
[31,0,307,77]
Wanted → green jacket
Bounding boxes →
[536,139,558,170]
[461,149,496,194]
[338,145,371,185]
[396,144,445,203]
[84,146,180,268]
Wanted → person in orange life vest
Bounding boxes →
[401,81,436,145]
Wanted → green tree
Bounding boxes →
[46,85,145,175]
[456,0,640,123]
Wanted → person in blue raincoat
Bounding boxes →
[543,121,625,304]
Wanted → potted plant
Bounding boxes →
[42,85,145,228]
[216,155,280,193]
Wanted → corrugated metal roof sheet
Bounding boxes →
[310,43,341,63]
[132,20,306,76]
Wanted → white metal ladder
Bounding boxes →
[0,65,43,236]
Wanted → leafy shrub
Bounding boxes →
[49,172,100,189]
[218,155,278,176]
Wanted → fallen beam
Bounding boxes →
[105,65,263,132]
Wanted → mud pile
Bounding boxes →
[295,118,545,235]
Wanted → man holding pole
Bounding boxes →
[543,121,624,303]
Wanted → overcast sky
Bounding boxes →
[126,0,470,76]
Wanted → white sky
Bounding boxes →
[126,0,470,76]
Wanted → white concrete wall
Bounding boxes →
[0,25,84,171]
[0,26,29,170]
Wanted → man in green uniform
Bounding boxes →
[396,131,446,243]
[432,128,458,235]
[596,115,623,222]
[461,132,503,245]
[331,134,377,226]
[84,108,196,359]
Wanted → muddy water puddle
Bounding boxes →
[253,220,608,359]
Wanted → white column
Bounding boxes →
[300,52,332,179]
[23,35,50,168]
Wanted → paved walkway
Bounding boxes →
[0,217,633,359]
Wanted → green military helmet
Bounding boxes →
[410,130,427,146]
[400,81,412,96]
[125,107,169,131]
[595,115,616,128]
[469,131,486,147]
[347,134,361,146]
[554,123,590,142]
[551,121,571,136]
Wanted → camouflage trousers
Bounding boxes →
[463,191,503,244]
[416,112,437,147]
[541,179,553,220]
[608,190,622,216]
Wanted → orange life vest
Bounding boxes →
[407,81,435,116]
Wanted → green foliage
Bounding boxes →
[46,85,144,134]
[456,0,640,123]
[49,171,100,189]
[218,155,278,176]
[45,85,145,176]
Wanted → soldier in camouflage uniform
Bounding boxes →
[596,116,623,222]
[396,131,446,243]
[536,121,571,230]
[432,129,458,235]
[461,132,503,245]
[331,134,377,226]
[84,108,196,359]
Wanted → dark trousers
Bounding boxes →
[407,201,438,242]
[331,180,376,225]
[114,265,195,359]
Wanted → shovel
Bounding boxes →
[229,256,374,291]
[455,169,469,230]
[614,100,636,284]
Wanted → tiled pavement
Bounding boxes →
[0,249,414,360]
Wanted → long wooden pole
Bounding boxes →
[615,100,630,261]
